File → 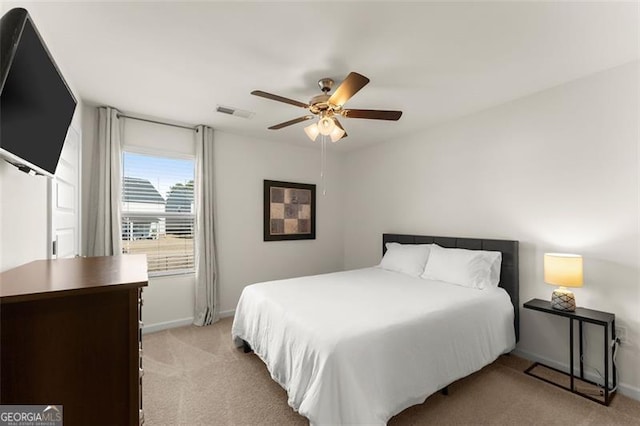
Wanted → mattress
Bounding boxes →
[231,267,515,425]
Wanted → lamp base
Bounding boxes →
[551,287,576,311]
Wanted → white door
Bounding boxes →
[49,126,81,259]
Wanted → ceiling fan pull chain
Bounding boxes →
[320,136,324,179]
[321,135,327,196]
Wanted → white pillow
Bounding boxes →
[420,244,502,290]
[379,243,432,277]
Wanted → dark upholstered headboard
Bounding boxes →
[383,233,520,342]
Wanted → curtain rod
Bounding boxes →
[117,113,198,131]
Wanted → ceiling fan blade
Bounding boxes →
[251,90,309,108]
[268,115,314,130]
[333,118,348,140]
[328,72,370,106]
[343,109,403,121]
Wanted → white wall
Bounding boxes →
[214,131,345,314]
[0,161,49,270]
[343,62,639,396]
[80,105,97,257]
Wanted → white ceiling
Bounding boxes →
[5,1,638,151]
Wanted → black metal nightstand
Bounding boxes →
[523,298,617,406]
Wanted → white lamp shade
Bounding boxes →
[544,253,583,287]
[329,125,345,142]
[304,123,319,141]
[318,116,335,135]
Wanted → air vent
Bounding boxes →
[216,105,254,119]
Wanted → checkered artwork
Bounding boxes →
[264,180,315,241]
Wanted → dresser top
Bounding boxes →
[0,255,148,303]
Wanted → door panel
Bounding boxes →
[50,126,80,259]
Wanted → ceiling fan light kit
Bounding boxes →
[328,122,345,142]
[303,117,346,143]
[304,123,320,141]
[318,116,335,135]
[251,72,403,143]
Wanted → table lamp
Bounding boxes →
[544,253,583,311]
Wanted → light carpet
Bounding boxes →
[142,317,640,425]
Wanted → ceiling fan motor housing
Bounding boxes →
[309,94,333,115]
[310,79,339,115]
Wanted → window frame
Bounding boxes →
[121,147,196,277]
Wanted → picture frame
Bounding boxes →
[264,180,316,241]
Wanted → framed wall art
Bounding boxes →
[264,180,316,241]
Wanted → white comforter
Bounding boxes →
[231,267,515,425]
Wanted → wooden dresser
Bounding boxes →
[0,255,148,425]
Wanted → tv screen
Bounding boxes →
[0,8,77,177]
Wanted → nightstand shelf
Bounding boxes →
[523,298,616,406]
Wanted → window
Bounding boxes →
[121,151,195,275]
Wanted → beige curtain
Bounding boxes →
[87,107,122,256]
[193,125,218,326]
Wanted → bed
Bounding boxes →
[231,234,519,425]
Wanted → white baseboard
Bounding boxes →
[219,309,235,318]
[143,311,234,334]
[142,317,194,334]
[513,348,640,402]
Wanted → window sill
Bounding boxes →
[148,269,195,279]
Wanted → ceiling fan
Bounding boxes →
[251,72,402,142]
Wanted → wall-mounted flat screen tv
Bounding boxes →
[0,8,77,177]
